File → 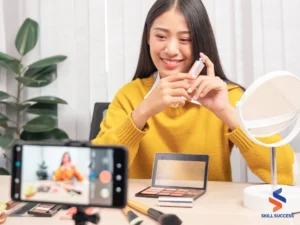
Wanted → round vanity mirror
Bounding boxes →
[236,71,300,213]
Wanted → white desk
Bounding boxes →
[0,176,299,225]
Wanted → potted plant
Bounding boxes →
[36,161,48,180]
[0,18,69,174]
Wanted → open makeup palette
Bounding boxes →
[135,153,209,200]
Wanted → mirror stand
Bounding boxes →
[270,147,277,192]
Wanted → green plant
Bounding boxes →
[0,18,69,174]
[36,160,48,180]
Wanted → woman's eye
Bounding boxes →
[180,39,191,42]
[156,35,166,39]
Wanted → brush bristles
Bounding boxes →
[158,214,182,225]
[130,217,143,225]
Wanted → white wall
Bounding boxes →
[1,0,300,182]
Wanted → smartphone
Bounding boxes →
[11,141,128,208]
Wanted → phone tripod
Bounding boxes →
[72,207,100,225]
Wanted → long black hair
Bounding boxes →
[132,0,243,90]
[60,152,71,166]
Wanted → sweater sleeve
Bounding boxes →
[91,90,148,167]
[226,87,295,185]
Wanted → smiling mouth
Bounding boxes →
[161,58,183,69]
[162,59,183,64]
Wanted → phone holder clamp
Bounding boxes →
[72,207,100,225]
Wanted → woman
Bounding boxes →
[54,152,83,182]
[92,0,295,184]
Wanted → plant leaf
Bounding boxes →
[0,101,31,111]
[0,121,8,128]
[15,76,46,86]
[0,113,9,122]
[0,168,10,175]
[0,91,12,101]
[0,52,20,74]
[21,128,68,141]
[26,96,67,104]
[29,55,67,69]
[25,103,57,117]
[0,134,15,148]
[23,115,56,133]
[15,18,39,56]
[24,64,57,87]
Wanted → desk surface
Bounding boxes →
[0,176,299,225]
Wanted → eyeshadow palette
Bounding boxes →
[135,186,205,199]
[135,153,209,200]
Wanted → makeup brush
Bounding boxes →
[128,200,182,225]
[122,206,143,225]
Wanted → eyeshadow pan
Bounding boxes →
[31,209,47,213]
[170,193,183,196]
[159,193,170,196]
[148,187,164,190]
[142,191,158,194]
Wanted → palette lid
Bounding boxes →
[151,153,209,190]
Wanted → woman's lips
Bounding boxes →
[161,58,182,69]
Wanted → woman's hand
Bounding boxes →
[187,53,239,130]
[132,73,195,130]
[187,53,230,114]
[143,73,195,116]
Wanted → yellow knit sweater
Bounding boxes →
[92,75,294,184]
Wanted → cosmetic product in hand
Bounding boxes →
[128,200,182,225]
[122,205,143,225]
[171,57,205,107]
[135,153,209,202]
[158,196,194,208]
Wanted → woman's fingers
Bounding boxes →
[166,73,196,82]
[193,78,224,99]
[170,80,190,90]
[187,76,215,93]
[169,88,192,101]
[200,52,215,77]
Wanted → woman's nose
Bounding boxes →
[164,39,179,56]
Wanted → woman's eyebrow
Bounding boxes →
[153,27,190,34]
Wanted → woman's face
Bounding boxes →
[62,154,70,164]
[148,8,193,78]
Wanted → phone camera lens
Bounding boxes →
[16,146,21,152]
[15,162,21,167]
[116,187,121,193]
[14,178,19,183]
[14,193,19,198]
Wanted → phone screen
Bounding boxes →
[11,143,127,208]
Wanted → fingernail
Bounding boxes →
[187,88,192,93]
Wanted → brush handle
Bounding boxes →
[128,200,163,221]
[127,200,148,215]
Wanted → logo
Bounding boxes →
[268,188,286,212]
[261,188,293,218]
